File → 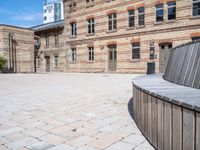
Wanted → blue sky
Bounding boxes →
[0,0,61,28]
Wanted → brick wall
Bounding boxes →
[63,0,200,73]
[0,25,34,73]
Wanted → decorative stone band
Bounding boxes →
[132,75,200,150]
[163,41,200,89]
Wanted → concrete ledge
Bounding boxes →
[132,74,200,150]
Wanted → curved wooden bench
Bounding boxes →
[132,41,200,150]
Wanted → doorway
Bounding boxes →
[45,56,50,72]
[108,45,117,72]
[159,43,172,73]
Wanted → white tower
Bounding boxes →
[43,0,64,24]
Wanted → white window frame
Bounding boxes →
[108,13,117,31]
[87,18,95,34]
[132,43,140,60]
[70,22,77,37]
[156,4,164,22]
[128,9,135,28]
[88,46,94,62]
[71,48,77,62]
[192,0,200,17]
[138,7,145,26]
[167,2,176,20]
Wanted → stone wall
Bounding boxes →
[34,27,66,73]
[0,25,34,73]
[63,0,200,73]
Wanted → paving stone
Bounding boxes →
[76,145,99,150]
[26,141,53,150]
[0,73,153,150]
[48,144,76,150]
[0,145,9,150]
[6,137,39,150]
[0,127,24,137]
[39,134,67,145]
[122,134,146,146]
[105,141,133,150]
[133,141,155,150]
[66,135,96,147]
[22,128,49,138]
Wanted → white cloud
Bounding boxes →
[47,0,61,3]
[12,13,42,21]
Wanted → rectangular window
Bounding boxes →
[168,2,176,20]
[37,57,41,66]
[108,13,117,31]
[138,7,145,26]
[156,4,164,22]
[70,22,77,37]
[128,9,135,28]
[69,2,77,12]
[88,46,94,61]
[45,36,49,47]
[71,48,77,62]
[132,43,140,59]
[192,36,200,41]
[54,34,59,45]
[108,45,117,61]
[193,0,200,16]
[54,56,58,66]
[87,18,95,34]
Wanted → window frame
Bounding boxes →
[54,56,58,67]
[167,2,176,20]
[138,7,145,26]
[87,18,95,34]
[156,4,164,22]
[71,48,77,62]
[88,46,94,62]
[45,36,49,47]
[70,22,77,37]
[132,43,140,60]
[192,0,200,17]
[128,9,135,28]
[54,34,59,45]
[108,13,117,31]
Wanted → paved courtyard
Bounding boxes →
[0,73,154,150]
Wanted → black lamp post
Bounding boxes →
[147,42,156,74]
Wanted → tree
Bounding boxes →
[0,56,7,70]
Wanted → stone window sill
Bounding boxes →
[86,33,95,36]
[106,30,117,33]
[87,61,94,63]
[130,59,140,62]
[190,16,200,20]
[136,25,145,29]
[69,36,77,39]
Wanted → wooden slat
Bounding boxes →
[183,108,195,150]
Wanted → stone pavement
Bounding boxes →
[0,73,154,150]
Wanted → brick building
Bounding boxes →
[0,25,34,73]
[63,0,200,73]
[33,20,66,73]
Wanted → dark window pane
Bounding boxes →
[138,7,144,13]
[109,51,113,60]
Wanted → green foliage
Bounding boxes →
[0,56,7,70]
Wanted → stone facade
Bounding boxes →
[33,21,66,73]
[63,0,200,73]
[0,25,34,73]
